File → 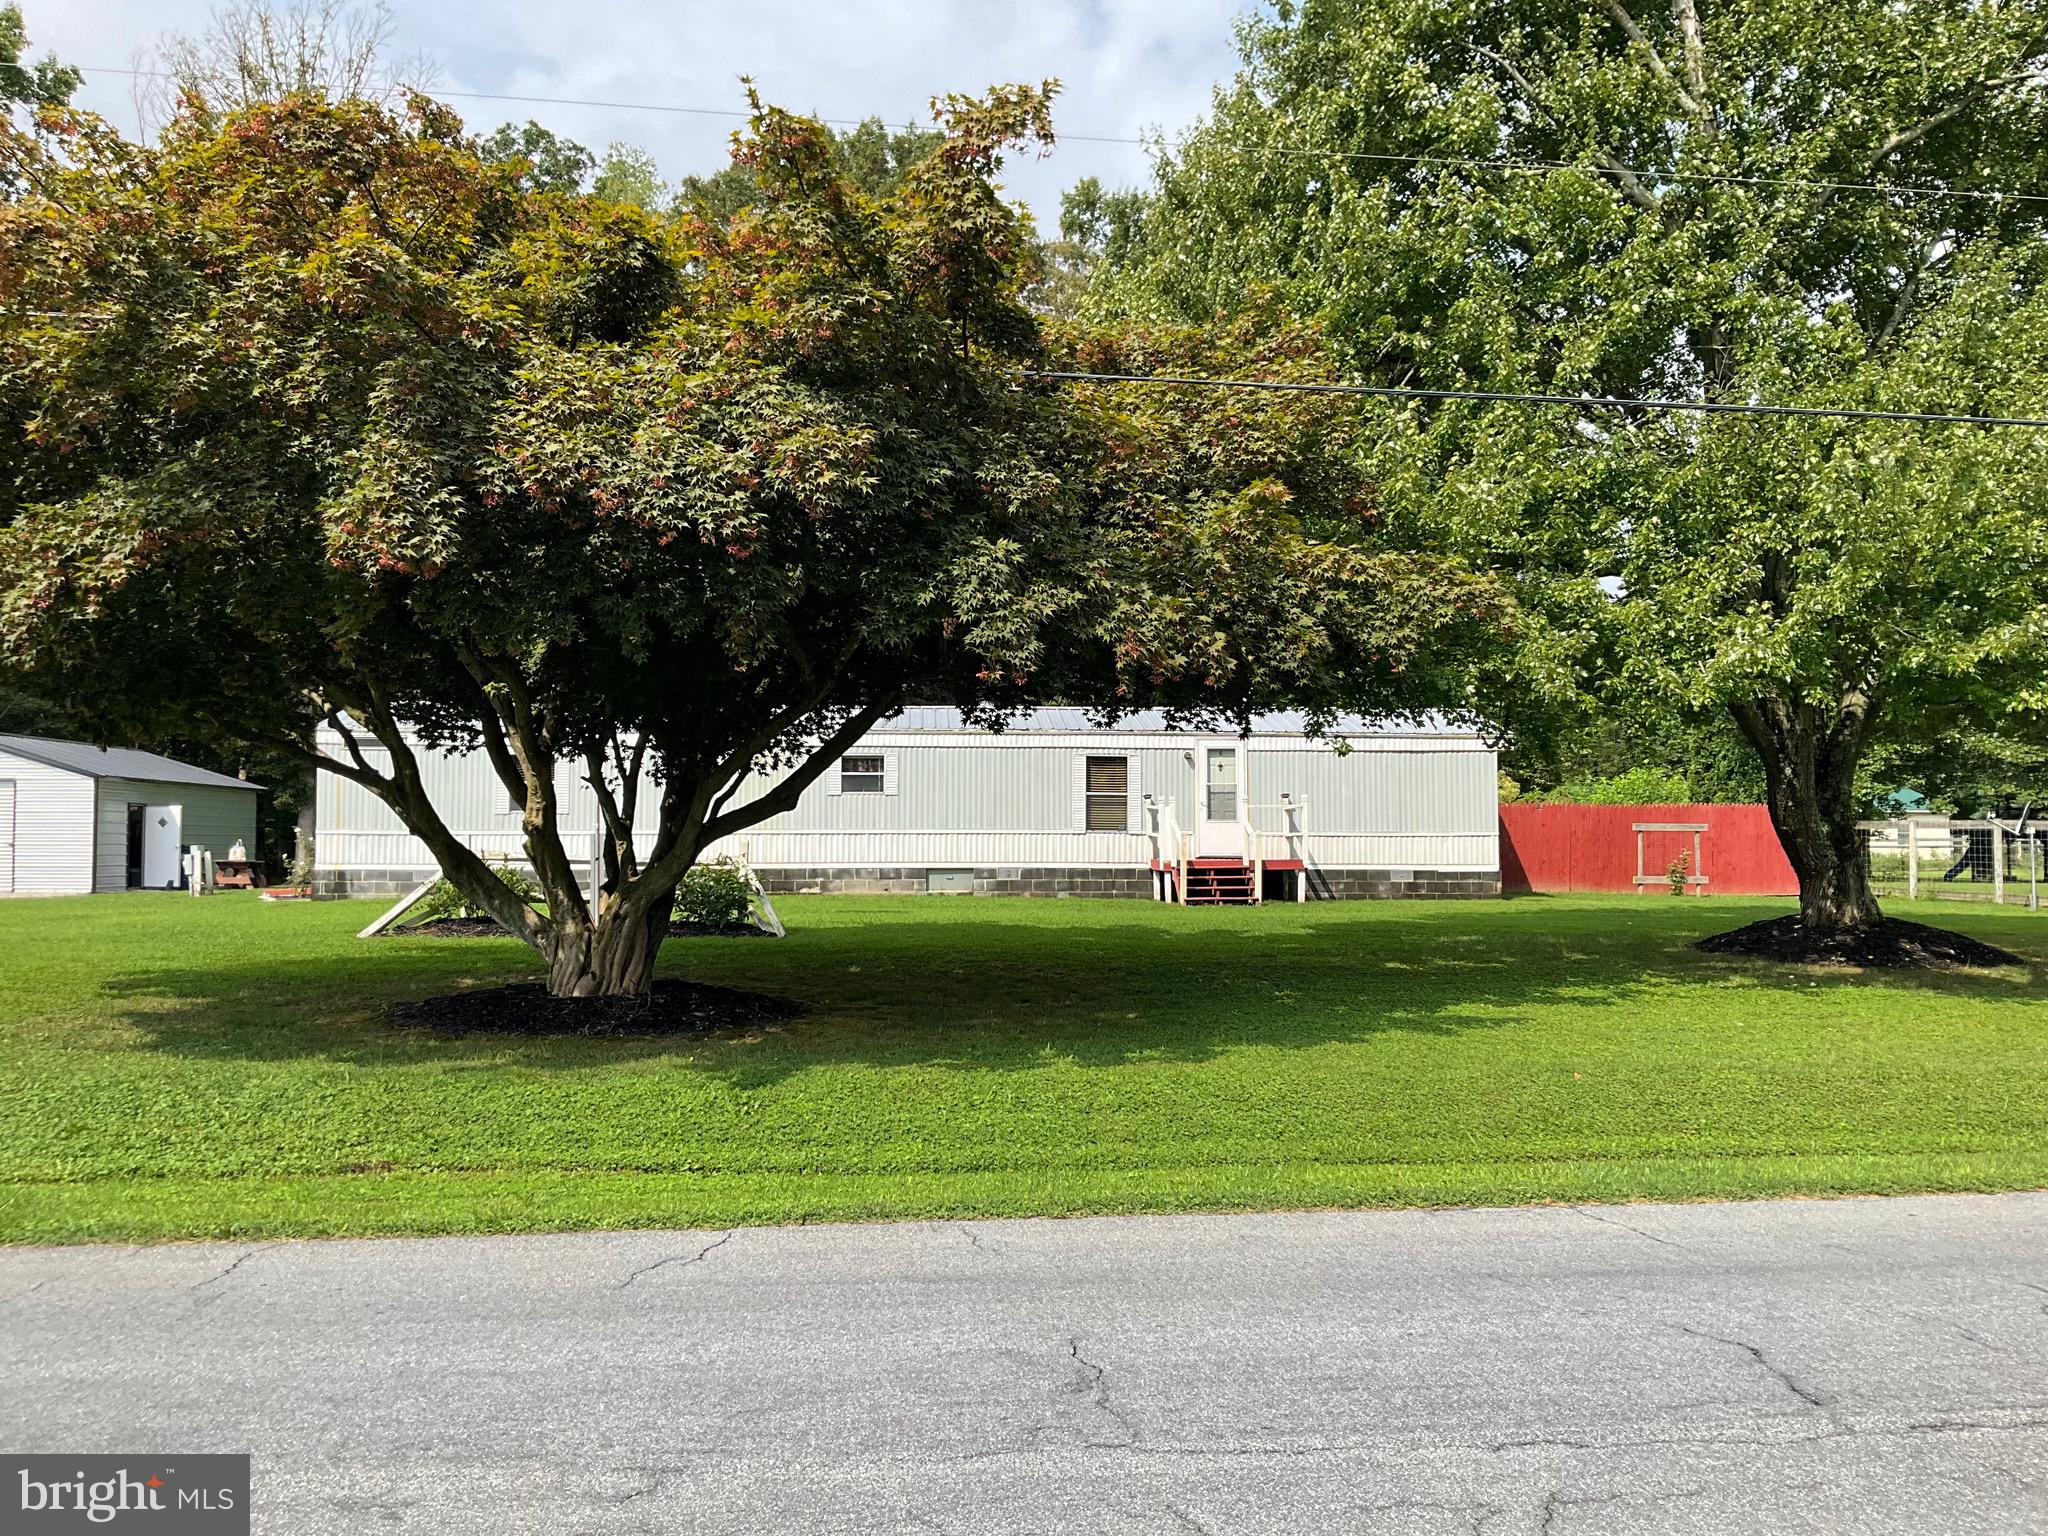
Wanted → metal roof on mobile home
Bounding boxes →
[873,708,1477,737]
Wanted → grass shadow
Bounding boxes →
[93,895,2047,1088]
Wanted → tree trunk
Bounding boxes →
[541,890,674,997]
[1729,694,1881,937]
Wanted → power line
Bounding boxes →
[75,64,886,129]
[1015,370,2048,428]
[66,63,2048,209]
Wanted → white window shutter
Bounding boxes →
[1072,753,1087,831]
[827,760,842,796]
[883,753,898,796]
[1126,759,1140,834]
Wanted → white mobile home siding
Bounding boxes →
[0,745,96,894]
[314,714,1500,900]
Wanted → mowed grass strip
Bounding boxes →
[1,892,2043,1242]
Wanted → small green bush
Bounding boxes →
[288,835,315,891]
[402,857,543,926]
[673,858,757,929]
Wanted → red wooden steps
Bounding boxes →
[1181,859,1260,905]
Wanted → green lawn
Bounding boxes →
[2,891,2044,1244]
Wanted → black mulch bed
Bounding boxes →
[392,915,768,939]
[1694,915,2024,969]
[390,978,803,1037]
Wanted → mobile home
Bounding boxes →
[314,709,1499,903]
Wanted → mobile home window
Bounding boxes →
[1085,756,1129,831]
[840,755,886,795]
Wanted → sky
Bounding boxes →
[30,0,1256,228]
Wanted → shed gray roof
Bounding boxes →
[877,707,1472,736]
[0,734,262,792]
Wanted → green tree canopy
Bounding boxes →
[0,85,1512,995]
[590,140,666,210]
[1029,175,1153,319]
[0,4,75,114]
[1088,0,2048,938]
[478,119,594,195]
[674,114,944,223]
[0,3,73,199]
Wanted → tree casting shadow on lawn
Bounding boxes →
[97,904,2044,1085]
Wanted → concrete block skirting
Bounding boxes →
[317,865,1501,901]
[1312,869,1502,900]
[315,867,438,899]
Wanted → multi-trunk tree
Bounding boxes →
[0,85,1516,996]
[1085,0,2048,938]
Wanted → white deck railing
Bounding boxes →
[1243,798,1310,899]
[1142,796,1190,904]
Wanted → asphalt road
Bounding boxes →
[4,1193,2047,1534]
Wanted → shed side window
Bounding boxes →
[840,755,886,795]
[1085,756,1129,831]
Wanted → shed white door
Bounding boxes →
[142,804,182,888]
[1194,744,1245,858]
[0,780,14,893]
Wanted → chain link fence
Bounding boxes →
[1859,818,2045,909]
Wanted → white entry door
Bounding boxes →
[1195,744,1245,858]
[0,780,14,893]
[142,804,182,888]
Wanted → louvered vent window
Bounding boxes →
[1085,756,1129,831]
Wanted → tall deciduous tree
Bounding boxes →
[0,86,1513,996]
[0,5,75,116]
[478,120,594,196]
[139,0,433,132]
[1088,0,2048,939]
[675,115,943,223]
[590,141,665,210]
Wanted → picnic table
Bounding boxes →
[213,859,267,890]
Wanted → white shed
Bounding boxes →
[314,709,1499,904]
[0,734,262,895]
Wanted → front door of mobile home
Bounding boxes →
[1195,744,1245,858]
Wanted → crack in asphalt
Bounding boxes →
[957,1224,1004,1258]
[1571,1207,1686,1249]
[927,1409,2048,1475]
[1674,1326,1830,1410]
[1538,1489,1612,1533]
[1538,1483,1714,1532]
[616,1230,734,1290]
[1949,1323,2012,1356]
[1491,1411,2048,1459]
[1351,1499,1508,1535]
[190,1244,276,1293]
[1066,1337,1138,1448]
[828,1406,2048,1476]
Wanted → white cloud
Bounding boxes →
[33,0,1253,226]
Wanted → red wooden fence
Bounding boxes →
[1498,803,1798,896]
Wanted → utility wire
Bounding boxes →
[1015,370,2048,428]
[64,63,2048,209]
